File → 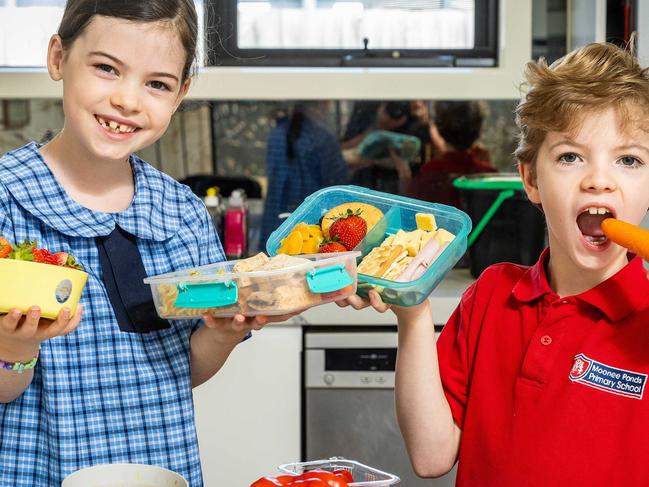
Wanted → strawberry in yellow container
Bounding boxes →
[0,237,88,319]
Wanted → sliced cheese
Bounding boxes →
[391,229,409,248]
[434,228,456,245]
[405,229,425,257]
[419,230,436,252]
[416,213,437,232]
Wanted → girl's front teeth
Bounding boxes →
[98,117,136,133]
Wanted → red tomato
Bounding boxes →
[291,479,329,486]
[250,478,282,487]
[250,476,294,487]
[333,470,354,483]
[250,470,350,487]
[299,470,349,487]
[0,237,11,258]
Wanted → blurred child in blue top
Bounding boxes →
[261,102,350,244]
[0,1,293,485]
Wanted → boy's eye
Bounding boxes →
[149,80,170,91]
[619,155,642,167]
[558,152,581,164]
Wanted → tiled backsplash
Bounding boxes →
[0,98,521,192]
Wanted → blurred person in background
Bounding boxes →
[261,102,350,244]
[341,100,433,193]
[403,100,497,207]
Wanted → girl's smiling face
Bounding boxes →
[520,106,649,289]
[47,15,190,163]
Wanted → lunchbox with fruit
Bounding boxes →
[266,185,471,306]
[0,238,88,319]
[144,251,360,319]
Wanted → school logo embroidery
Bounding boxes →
[569,354,647,400]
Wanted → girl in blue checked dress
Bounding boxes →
[0,1,294,485]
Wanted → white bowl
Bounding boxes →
[62,463,187,487]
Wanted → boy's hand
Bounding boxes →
[0,305,84,362]
[201,312,299,345]
[337,290,431,321]
[336,290,391,313]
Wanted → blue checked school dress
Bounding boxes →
[0,142,224,486]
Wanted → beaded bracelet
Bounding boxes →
[0,352,39,373]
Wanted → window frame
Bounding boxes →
[207,0,499,68]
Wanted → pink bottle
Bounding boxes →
[224,189,247,259]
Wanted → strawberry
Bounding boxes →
[328,209,367,251]
[0,237,11,258]
[1,238,84,270]
[318,240,348,253]
[53,251,68,266]
[33,248,59,265]
[54,251,84,271]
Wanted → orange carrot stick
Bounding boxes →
[601,218,649,261]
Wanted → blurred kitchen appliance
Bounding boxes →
[454,173,546,278]
[304,328,456,487]
[180,174,262,199]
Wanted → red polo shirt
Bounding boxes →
[438,248,649,486]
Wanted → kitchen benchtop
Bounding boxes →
[289,268,475,326]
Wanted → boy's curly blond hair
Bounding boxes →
[515,41,649,176]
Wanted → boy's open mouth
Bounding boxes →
[577,206,613,245]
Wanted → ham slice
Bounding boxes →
[395,239,447,282]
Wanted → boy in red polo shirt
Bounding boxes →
[343,41,649,486]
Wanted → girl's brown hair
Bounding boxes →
[515,41,649,175]
[57,0,198,82]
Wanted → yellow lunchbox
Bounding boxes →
[0,259,88,319]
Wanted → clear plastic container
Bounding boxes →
[266,185,472,306]
[278,458,400,486]
[144,252,359,319]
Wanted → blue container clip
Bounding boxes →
[306,264,352,294]
[174,281,239,309]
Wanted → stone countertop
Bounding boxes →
[290,268,475,326]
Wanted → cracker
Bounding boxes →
[383,255,414,280]
[259,254,309,271]
[275,283,320,310]
[233,252,270,273]
[246,291,278,310]
[358,245,407,278]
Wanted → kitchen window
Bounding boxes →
[207,0,498,67]
[0,0,206,67]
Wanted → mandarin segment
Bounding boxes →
[277,230,303,255]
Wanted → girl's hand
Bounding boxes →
[201,312,299,345]
[0,305,84,361]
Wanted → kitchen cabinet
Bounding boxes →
[193,325,302,486]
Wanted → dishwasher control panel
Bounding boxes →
[305,330,398,389]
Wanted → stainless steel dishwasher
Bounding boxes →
[304,328,456,486]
